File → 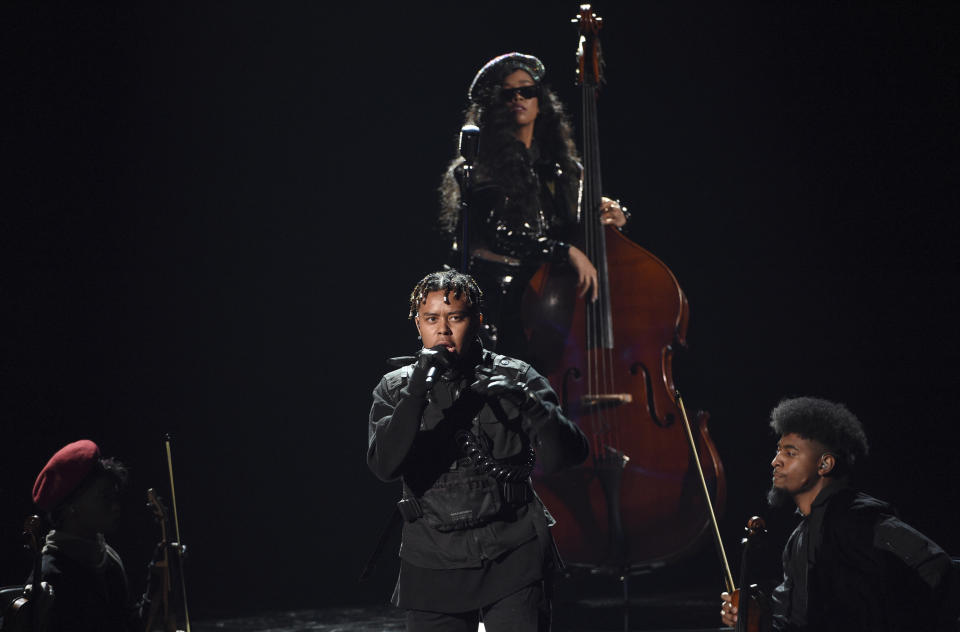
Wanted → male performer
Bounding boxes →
[720,397,959,631]
[31,439,150,632]
[367,270,588,631]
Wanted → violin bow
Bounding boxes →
[676,391,736,594]
[164,434,192,632]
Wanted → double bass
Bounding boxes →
[525,5,726,571]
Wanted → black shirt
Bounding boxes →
[39,546,134,632]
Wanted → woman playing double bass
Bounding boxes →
[439,52,627,361]
[438,4,726,578]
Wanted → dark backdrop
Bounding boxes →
[3,1,958,619]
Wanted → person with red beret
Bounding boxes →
[30,439,145,632]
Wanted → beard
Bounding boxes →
[766,484,793,508]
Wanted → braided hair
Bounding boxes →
[408,270,484,320]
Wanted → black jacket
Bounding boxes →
[772,485,959,632]
[459,141,581,265]
[39,547,135,632]
[367,347,588,570]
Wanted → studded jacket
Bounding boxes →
[459,141,581,265]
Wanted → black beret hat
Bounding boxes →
[468,52,546,103]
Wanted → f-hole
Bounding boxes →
[629,362,674,427]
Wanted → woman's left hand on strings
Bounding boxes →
[600,197,628,228]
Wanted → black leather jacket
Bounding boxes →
[459,141,581,265]
[772,485,960,632]
[367,346,588,570]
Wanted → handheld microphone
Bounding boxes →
[386,355,416,368]
[424,365,438,388]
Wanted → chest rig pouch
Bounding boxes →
[409,461,506,532]
[397,354,536,532]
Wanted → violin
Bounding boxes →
[145,489,177,632]
[674,394,770,631]
[144,435,191,632]
[2,516,51,632]
[729,516,771,632]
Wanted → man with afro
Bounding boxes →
[720,397,959,631]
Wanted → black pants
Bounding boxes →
[405,582,549,632]
[469,258,539,364]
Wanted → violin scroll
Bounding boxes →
[734,515,772,632]
[744,516,767,540]
[573,4,604,87]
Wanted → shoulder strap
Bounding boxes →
[489,352,528,382]
[358,506,402,582]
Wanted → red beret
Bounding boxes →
[32,440,101,511]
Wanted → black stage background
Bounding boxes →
[3,1,958,622]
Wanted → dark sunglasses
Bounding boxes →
[500,85,539,101]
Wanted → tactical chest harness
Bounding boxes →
[397,354,537,532]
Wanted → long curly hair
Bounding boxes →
[439,76,580,234]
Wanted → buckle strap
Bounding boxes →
[502,481,532,506]
[397,497,423,522]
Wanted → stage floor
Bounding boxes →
[191,588,726,632]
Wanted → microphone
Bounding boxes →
[458,125,480,273]
[424,366,438,389]
[459,124,480,166]
[386,355,416,368]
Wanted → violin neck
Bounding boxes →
[735,540,751,632]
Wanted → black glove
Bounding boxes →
[470,367,538,410]
[407,345,454,397]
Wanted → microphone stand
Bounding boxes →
[458,125,479,272]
